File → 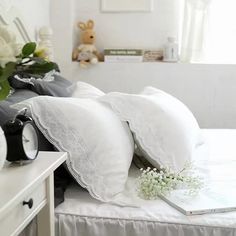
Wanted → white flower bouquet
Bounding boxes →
[0,26,58,100]
[137,163,203,200]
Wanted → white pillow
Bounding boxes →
[72,81,105,99]
[14,96,134,203]
[99,87,204,172]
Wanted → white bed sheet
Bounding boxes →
[55,129,236,236]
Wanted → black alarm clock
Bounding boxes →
[4,109,39,162]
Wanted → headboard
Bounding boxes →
[0,6,31,43]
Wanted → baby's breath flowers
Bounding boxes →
[137,162,203,200]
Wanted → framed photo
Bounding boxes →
[101,0,153,13]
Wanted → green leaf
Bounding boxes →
[0,80,11,101]
[30,57,47,64]
[0,62,16,82]
[22,62,59,75]
[22,42,37,57]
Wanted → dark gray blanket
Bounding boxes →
[0,89,54,151]
[9,72,76,97]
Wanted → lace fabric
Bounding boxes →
[99,87,204,173]
[15,96,134,204]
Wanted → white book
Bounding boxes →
[104,49,143,56]
[161,188,236,216]
[104,55,143,63]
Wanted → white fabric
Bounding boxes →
[14,96,134,204]
[0,127,7,170]
[78,44,96,53]
[180,0,211,62]
[100,87,203,172]
[55,129,236,236]
[71,81,105,99]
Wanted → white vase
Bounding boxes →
[163,37,179,62]
[0,127,7,170]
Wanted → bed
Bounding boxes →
[1,6,236,236]
[54,129,236,236]
[4,90,236,236]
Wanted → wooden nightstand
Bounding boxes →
[0,151,67,236]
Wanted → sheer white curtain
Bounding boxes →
[180,0,211,62]
[203,0,236,64]
[180,0,236,64]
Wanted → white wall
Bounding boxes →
[50,0,75,77]
[49,0,236,129]
[51,0,182,78]
[73,0,182,51]
[71,62,236,129]
[0,0,50,40]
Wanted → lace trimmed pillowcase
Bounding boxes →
[71,81,105,99]
[13,83,134,205]
[13,82,204,203]
[99,86,204,173]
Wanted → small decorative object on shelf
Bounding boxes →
[0,27,58,101]
[163,37,179,62]
[38,26,54,61]
[0,126,7,170]
[143,49,163,62]
[72,19,101,68]
[137,162,203,200]
[104,49,143,62]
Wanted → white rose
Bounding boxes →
[0,37,17,68]
[0,26,20,68]
[0,26,17,44]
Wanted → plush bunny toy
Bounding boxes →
[72,20,99,68]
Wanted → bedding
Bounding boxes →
[9,70,76,97]
[0,75,79,208]
[72,81,105,98]
[100,87,204,172]
[0,89,53,151]
[55,129,236,236]
[14,96,135,204]
[13,85,207,206]
[0,89,38,125]
[10,83,236,236]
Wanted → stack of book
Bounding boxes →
[104,49,143,62]
[143,50,163,62]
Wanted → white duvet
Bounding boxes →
[55,130,236,236]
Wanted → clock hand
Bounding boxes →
[23,135,30,143]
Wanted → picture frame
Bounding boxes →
[101,0,154,13]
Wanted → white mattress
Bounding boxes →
[55,129,236,236]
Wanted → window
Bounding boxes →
[203,0,236,64]
[180,0,236,64]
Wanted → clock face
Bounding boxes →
[22,123,38,160]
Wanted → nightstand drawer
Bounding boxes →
[0,181,46,236]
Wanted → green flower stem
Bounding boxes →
[0,80,11,100]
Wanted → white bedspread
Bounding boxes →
[55,130,236,236]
